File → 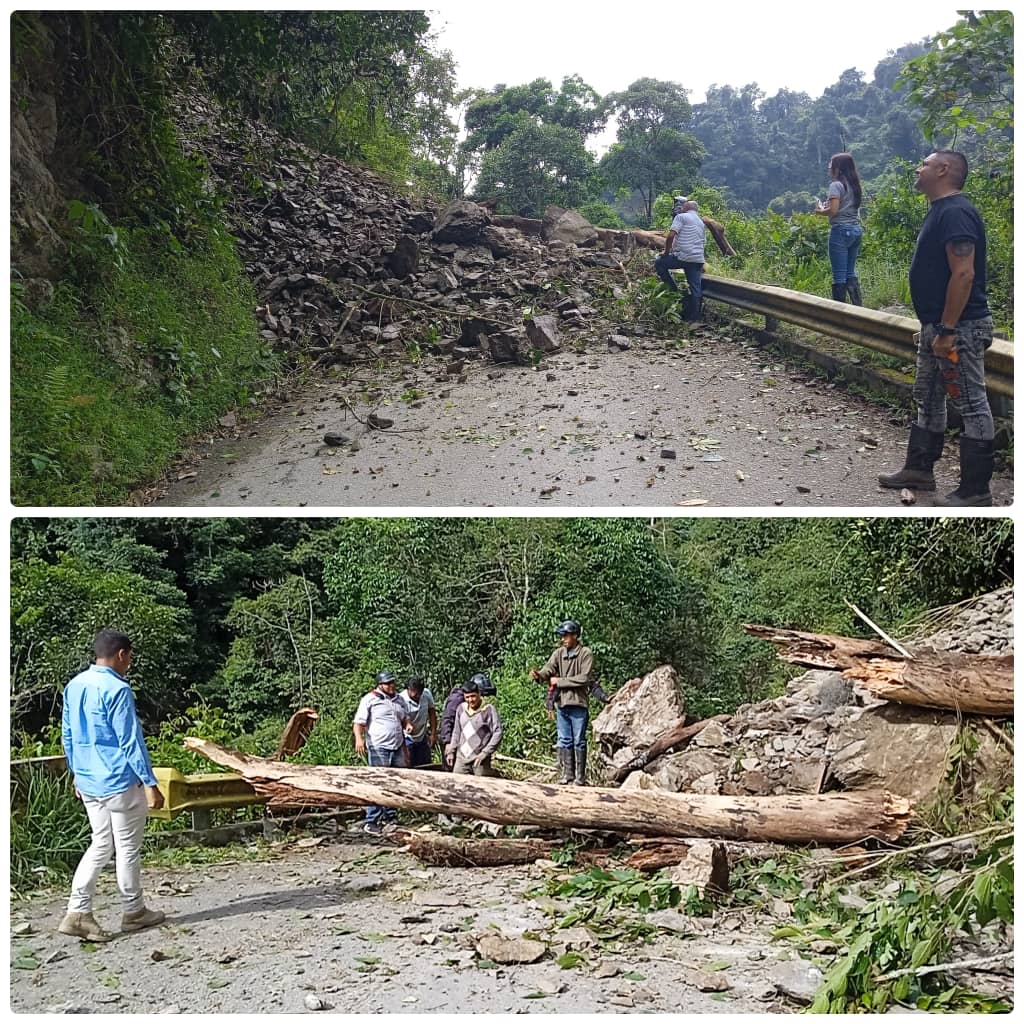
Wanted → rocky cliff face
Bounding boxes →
[11,20,66,286]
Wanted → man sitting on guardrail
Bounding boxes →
[58,629,167,943]
[879,150,996,507]
[654,197,706,322]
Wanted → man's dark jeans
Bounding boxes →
[365,745,403,825]
[654,253,703,320]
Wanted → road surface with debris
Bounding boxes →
[151,331,1013,508]
[11,833,810,1014]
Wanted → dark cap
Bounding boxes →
[375,670,397,686]
[555,620,581,636]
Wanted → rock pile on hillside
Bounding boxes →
[175,91,640,369]
[598,590,1014,806]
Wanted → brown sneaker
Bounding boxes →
[120,907,165,933]
[58,912,113,942]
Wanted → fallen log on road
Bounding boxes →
[183,737,911,844]
[399,831,556,867]
[744,625,1013,716]
[611,714,733,783]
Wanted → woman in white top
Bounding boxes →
[815,152,864,305]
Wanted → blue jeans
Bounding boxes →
[654,254,703,320]
[555,705,590,752]
[406,736,432,767]
[828,223,863,284]
[365,745,403,825]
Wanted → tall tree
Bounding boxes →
[601,78,705,224]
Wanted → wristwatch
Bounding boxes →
[935,322,958,335]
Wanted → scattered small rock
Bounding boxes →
[900,487,916,505]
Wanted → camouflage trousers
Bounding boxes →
[914,317,994,441]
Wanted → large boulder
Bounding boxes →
[541,205,598,247]
[593,665,687,771]
[826,703,960,803]
[431,200,491,244]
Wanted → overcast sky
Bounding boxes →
[430,2,966,152]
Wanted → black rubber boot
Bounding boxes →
[558,748,575,785]
[573,745,587,786]
[879,424,943,490]
[831,282,847,302]
[846,276,863,306]
[935,437,995,506]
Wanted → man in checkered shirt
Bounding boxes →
[444,678,503,776]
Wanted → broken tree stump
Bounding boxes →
[744,624,1013,716]
[400,832,556,867]
[276,707,320,760]
[183,738,911,844]
[611,714,733,783]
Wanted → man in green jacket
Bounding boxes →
[530,620,594,786]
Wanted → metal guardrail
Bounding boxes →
[10,755,265,830]
[700,274,1013,399]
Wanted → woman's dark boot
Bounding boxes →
[846,276,863,305]
[878,424,943,490]
[831,282,848,302]
[935,437,995,506]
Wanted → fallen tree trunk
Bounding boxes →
[399,831,556,867]
[183,738,911,844]
[611,714,733,783]
[744,624,1013,716]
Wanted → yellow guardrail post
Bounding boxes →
[151,766,267,827]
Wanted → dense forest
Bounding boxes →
[11,517,1012,767]
[10,12,1013,503]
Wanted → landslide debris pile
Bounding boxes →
[176,91,644,370]
[596,589,1013,806]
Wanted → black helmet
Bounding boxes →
[555,620,581,636]
[375,670,397,686]
[471,672,496,696]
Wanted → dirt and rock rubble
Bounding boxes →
[12,839,811,1015]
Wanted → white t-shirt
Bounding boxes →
[399,687,435,741]
[669,210,706,262]
[353,690,409,750]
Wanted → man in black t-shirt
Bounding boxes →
[879,150,996,506]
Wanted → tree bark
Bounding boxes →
[183,738,911,844]
[611,714,733,783]
[399,831,556,867]
[743,624,1013,716]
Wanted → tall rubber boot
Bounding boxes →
[879,424,943,490]
[846,276,863,306]
[573,745,588,786]
[558,747,575,785]
[935,437,995,506]
[831,282,848,302]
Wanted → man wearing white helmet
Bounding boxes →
[654,196,707,322]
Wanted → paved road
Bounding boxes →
[153,331,1013,508]
[10,836,790,1014]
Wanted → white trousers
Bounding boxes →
[67,783,149,914]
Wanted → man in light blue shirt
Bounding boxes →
[59,629,167,942]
